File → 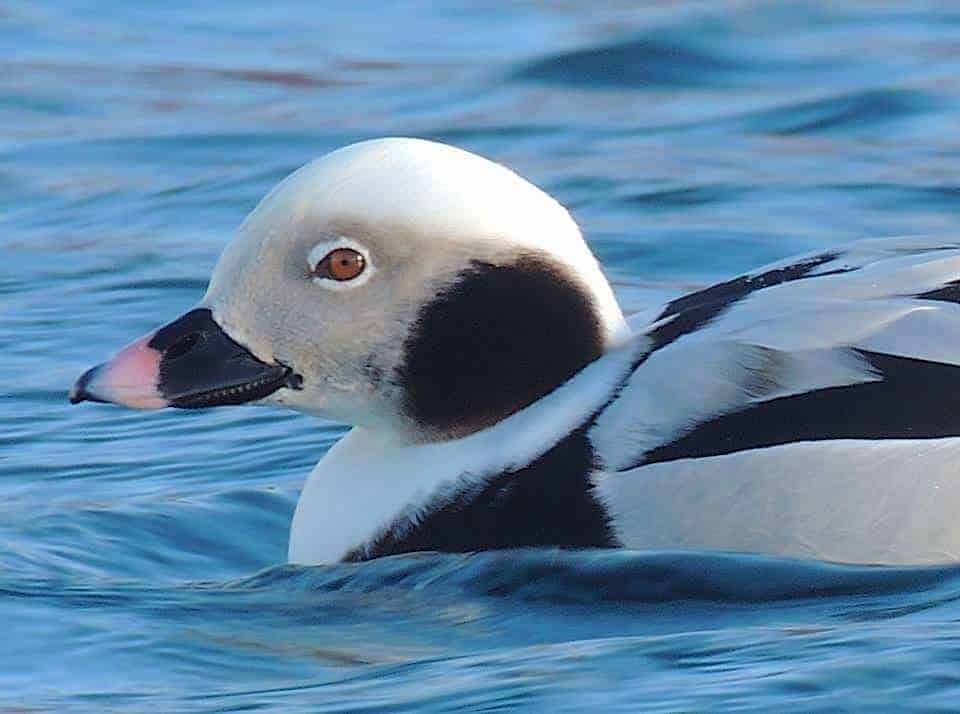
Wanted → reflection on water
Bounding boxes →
[4,1,960,710]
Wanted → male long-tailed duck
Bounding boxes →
[71,138,960,565]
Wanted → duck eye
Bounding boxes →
[314,248,366,282]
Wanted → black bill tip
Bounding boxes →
[69,365,107,405]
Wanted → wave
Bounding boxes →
[514,38,747,89]
[232,549,960,606]
[736,88,948,136]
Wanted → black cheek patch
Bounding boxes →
[398,255,605,435]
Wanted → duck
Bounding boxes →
[70,137,960,566]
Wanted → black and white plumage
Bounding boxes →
[70,139,960,566]
[593,238,960,565]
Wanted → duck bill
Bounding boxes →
[70,308,297,409]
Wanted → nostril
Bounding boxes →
[165,331,205,360]
[285,372,304,390]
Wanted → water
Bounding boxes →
[5,0,960,710]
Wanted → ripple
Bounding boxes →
[738,88,948,135]
[514,37,747,89]
[236,549,958,606]
[0,90,78,116]
[621,185,750,211]
[140,64,351,89]
[830,183,960,210]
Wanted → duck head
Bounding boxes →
[71,138,626,441]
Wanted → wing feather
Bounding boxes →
[594,237,960,470]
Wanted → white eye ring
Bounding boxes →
[307,238,375,290]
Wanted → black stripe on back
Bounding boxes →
[918,280,960,304]
[648,253,845,352]
[628,351,960,467]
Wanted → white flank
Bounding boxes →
[595,438,960,565]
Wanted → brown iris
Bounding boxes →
[314,247,366,281]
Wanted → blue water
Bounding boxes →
[6,1,960,710]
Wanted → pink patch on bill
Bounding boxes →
[90,335,168,409]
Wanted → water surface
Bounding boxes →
[5,1,960,710]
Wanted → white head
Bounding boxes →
[72,138,626,441]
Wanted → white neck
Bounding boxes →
[287,336,642,565]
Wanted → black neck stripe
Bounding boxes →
[344,426,618,562]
